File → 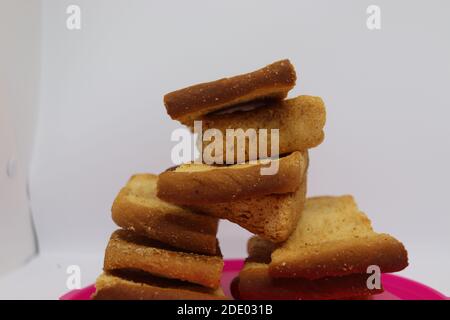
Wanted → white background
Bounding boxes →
[0,0,39,275]
[0,0,449,299]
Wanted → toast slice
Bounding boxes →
[112,174,219,255]
[269,196,409,279]
[104,230,223,289]
[198,95,326,162]
[236,237,383,300]
[157,151,307,205]
[164,59,296,125]
[92,271,227,300]
[192,175,307,243]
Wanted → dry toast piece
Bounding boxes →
[157,151,307,205]
[103,230,223,289]
[92,271,227,300]
[198,95,326,162]
[236,236,383,300]
[192,175,307,243]
[269,196,409,279]
[112,174,219,255]
[164,59,296,125]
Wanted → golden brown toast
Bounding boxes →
[269,196,409,279]
[198,95,326,162]
[192,176,307,243]
[92,271,227,300]
[236,236,383,300]
[112,174,219,255]
[103,230,223,289]
[157,151,307,205]
[238,263,382,300]
[164,59,296,125]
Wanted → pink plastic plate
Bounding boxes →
[60,259,448,300]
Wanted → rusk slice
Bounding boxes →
[237,268,381,300]
[157,151,307,205]
[92,271,227,300]
[199,95,326,162]
[192,175,307,243]
[103,230,223,289]
[164,59,296,125]
[112,174,219,255]
[236,237,383,300]
[269,196,409,279]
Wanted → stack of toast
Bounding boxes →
[93,174,226,300]
[93,59,408,300]
[158,60,324,243]
[233,196,408,300]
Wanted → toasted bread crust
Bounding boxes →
[237,234,383,300]
[112,174,219,255]
[199,95,326,162]
[268,196,409,279]
[238,264,383,300]
[192,176,307,243]
[92,272,227,300]
[164,59,296,125]
[246,236,279,263]
[270,234,408,279]
[104,230,223,288]
[157,151,306,205]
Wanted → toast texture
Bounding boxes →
[238,263,382,300]
[112,174,219,255]
[157,151,307,205]
[192,176,307,243]
[269,196,409,279]
[198,95,326,162]
[104,230,223,288]
[236,236,383,300]
[164,59,296,125]
[92,271,227,300]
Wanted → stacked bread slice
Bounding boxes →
[158,60,324,243]
[93,174,226,300]
[233,196,408,300]
[157,151,309,242]
[164,59,299,126]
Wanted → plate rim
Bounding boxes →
[60,259,448,300]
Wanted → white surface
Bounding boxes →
[0,0,40,274]
[0,242,448,299]
[0,252,102,300]
[0,104,36,275]
[1,0,450,298]
[0,0,42,166]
